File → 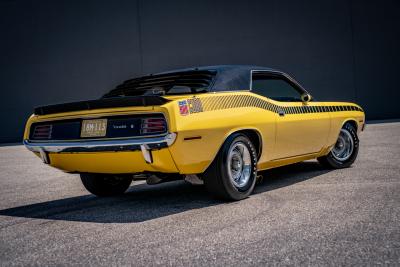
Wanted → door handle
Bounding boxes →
[278,109,285,117]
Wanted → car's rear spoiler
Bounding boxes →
[34,96,170,116]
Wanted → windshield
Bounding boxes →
[103,70,216,98]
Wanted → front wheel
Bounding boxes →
[80,173,133,197]
[318,123,359,169]
[203,133,258,201]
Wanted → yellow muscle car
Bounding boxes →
[24,65,365,200]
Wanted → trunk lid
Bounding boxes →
[34,95,170,116]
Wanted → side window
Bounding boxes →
[251,74,302,102]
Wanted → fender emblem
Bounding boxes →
[178,100,189,116]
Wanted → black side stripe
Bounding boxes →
[194,95,363,114]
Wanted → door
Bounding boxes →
[251,71,330,159]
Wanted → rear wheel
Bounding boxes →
[318,123,359,169]
[203,133,258,201]
[80,173,132,197]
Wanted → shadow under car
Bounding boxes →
[0,161,331,223]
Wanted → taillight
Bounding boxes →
[32,124,52,140]
[141,117,167,134]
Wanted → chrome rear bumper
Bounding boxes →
[23,133,176,164]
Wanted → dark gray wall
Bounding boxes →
[1,0,399,143]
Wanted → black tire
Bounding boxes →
[203,133,258,201]
[318,123,359,169]
[80,173,133,197]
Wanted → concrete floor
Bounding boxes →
[0,123,399,266]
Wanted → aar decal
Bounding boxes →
[178,100,189,116]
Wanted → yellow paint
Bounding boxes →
[24,91,365,174]
[49,149,178,174]
[273,100,330,159]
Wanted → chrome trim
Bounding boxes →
[38,148,50,164]
[24,133,177,162]
[28,112,169,142]
[140,144,153,164]
[28,133,169,144]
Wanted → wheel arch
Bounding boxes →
[235,129,263,160]
[342,119,358,131]
[202,127,264,174]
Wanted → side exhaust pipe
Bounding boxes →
[145,174,204,185]
[146,174,182,185]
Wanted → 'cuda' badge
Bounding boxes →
[113,125,127,129]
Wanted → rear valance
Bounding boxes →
[34,96,170,115]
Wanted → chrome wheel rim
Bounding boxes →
[227,142,251,188]
[332,129,354,161]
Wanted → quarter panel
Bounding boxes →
[167,93,277,174]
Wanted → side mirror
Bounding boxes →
[301,93,312,103]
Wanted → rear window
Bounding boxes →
[103,70,216,98]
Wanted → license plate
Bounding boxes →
[81,119,107,138]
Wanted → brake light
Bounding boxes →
[141,117,166,134]
[32,124,52,140]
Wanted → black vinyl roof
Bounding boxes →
[103,65,283,98]
[34,66,300,115]
[153,65,281,91]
